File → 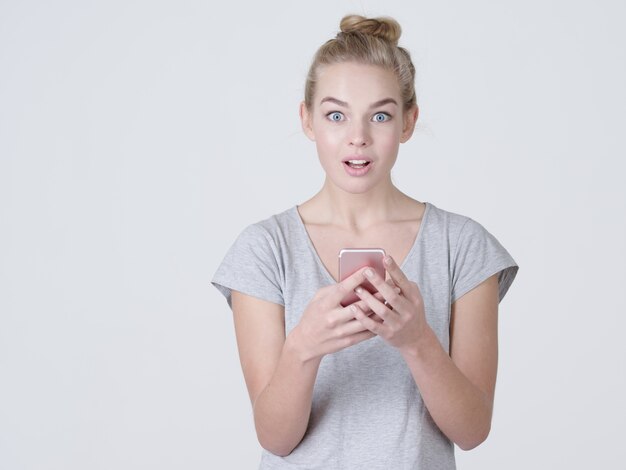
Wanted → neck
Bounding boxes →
[307,175,412,231]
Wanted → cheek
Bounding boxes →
[373,127,402,151]
[314,126,343,154]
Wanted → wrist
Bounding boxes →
[285,327,322,366]
[399,323,436,360]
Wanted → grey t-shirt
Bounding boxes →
[211,201,519,470]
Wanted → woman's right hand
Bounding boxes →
[290,267,400,361]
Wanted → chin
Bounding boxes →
[331,177,383,194]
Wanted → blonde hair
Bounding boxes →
[304,14,417,112]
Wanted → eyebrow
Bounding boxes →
[319,97,398,108]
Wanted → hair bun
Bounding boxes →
[339,14,401,46]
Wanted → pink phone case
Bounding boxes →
[338,248,386,307]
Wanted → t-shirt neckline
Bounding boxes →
[290,201,432,285]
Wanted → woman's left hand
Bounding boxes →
[352,255,429,354]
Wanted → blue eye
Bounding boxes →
[327,111,344,122]
[373,112,391,122]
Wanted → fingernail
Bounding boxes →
[355,286,363,294]
[350,305,357,313]
[364,269,374,278]
[395,287,401,293]
[384,256,392,266]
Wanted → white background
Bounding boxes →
[1,1,625,468]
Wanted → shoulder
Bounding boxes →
[424,202,512,268]
[212,207,296,307]
[237,206,298,245]
[424,202,480,242]
[429,203,519,303]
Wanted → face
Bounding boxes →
[300,62,418,194]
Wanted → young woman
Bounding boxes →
[212,14,518,469]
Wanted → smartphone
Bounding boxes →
[338,248,386,307]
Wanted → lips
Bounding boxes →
[342,156,372,169]
[343,158,373,177]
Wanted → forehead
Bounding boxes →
[314,62,401,106]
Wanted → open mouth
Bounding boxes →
[344,160,371,169]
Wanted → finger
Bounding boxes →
[326,266,372,307]
[351,304,385,335]
[343,328,377,347]
[339,317,376,336]
[362,266,409,312]
[328,270,400,309]
[358,302,385,324]
[354,286,401,315]
[382,255,416,301]
[354,284,396,324]
[373,285,401,303]
[367,311,384,323]
[385,278,399,288]
[333,300,377,325]
[322,268,401,311]
[334,288,396,323]
[382,278,399,296]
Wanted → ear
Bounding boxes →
[299,101,316,141]
[400,104,419,143]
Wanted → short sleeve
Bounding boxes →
[451,218,519,304]
[211,223,284,309]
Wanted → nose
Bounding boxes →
[349,120,370,147]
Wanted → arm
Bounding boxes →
[399,274,499,450]
[353,259,499,450]
[231,291,320,457]
[231,269,384,456]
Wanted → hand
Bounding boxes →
[352,255,428,354]
[291,267,400,361]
